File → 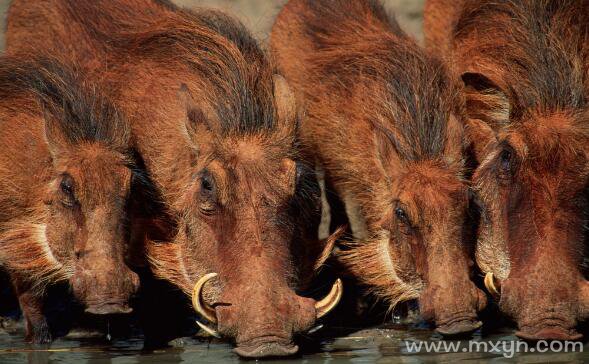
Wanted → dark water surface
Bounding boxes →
[0,322,587,364]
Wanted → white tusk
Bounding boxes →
[192,273,218,323]
[196,320,221,338]
[307,324,324,334]
[484,272,501,297]
[315,278,343,319]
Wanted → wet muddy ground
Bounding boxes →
[0,320,587,363]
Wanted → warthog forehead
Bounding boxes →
[50,165,131,207]
[226,140,266,163]
[217,135,293,163]
[392,163,467,207]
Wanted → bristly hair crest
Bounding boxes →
[297,0,461,162]
[0,55,129,152]
[60,0,279,139]
[454,0,589,121]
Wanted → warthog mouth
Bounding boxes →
[191,273,344,338]
[234,336,299,358]
[436,315,483,337]
[516,327,583,341]
[516,319,583,341]
[85,301,133,315]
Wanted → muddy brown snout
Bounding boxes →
[72,263,139,315]
[419,243,487,336]
[420,280,487,336]
[192,273,342,358]
[482,228,589,342]
[72,245,139,315]
[496,268,589,341]
[71,208,140,315]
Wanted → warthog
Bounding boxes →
[0,56,139,343]
[425,0,589,340]
[270,0,487,335]
[7,0,342,357]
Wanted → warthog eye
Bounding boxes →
[394,206,410,225]
[59,174,76,208]
[201,177,213,192]
[500,150,511,170]
[198,169,217,214]
[295,163,304,184]
[497,143,517,182]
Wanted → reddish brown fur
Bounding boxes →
[7,0,334,357]
[425,0,589,340]
[0,56,139,343]
[271,0,486,335]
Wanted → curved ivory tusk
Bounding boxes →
[192,272,218,323]
[196,320,221,338]
[307,324,324,334]
[315,278,344,319]
[484,272,501,297]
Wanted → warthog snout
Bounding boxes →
[191,273,342,358]
[72,260,140,315]
[420,282,487,336]
[84,302,133,316]
[496,273,589,341]
[418,236,488,337]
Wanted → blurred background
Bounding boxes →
[0,0,425,51]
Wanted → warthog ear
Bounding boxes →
[178,84,214,155]
[42,107,70,161]
[372,123,402,179]
[273,74,297,140]
[465,118,497,167]
[444,114,465,167]
[461,72,505,165]
[461,72,510,129]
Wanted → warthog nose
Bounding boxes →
[233,338,299,358]
[191,273,344,343]
[85,302,133,315]
[516,327,583,341]
[421,278,486,337]
[434,288,486,337]
[500,276,586,342]
[436,317,483,336]
[73,265,139,315]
